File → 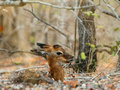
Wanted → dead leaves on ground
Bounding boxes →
[64,81,79,88]
[0,56,120,89]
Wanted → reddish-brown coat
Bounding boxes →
[32,43,73,82]
[47,55,65,82]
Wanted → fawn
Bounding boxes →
[31,43,74,82]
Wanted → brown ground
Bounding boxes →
[0,55,120,89]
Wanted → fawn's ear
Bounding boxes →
[31,48,48,59]
[53,45,61,49]
[37,43,50,48]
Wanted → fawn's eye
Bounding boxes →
[56,51,63,55]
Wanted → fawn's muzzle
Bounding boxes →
[69,56,74,62]
[65,55,74,63]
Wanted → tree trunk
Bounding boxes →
[116,51,120,71]
[75,0,97,72]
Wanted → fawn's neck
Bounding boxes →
[47,56,64,81]
[48,56,63,71]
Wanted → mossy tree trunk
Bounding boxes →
[75,0,97,72]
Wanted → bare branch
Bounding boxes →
[107,72,120,76]
[14,66,48,72]
[95,45,116,54]
[103,0,120,21]
[0,0,96,10]
[0,66,47,74]
[23,0,96,10]
[0,0,25,6]
[96,45,113,49]
[1,0,120,21]
[96,49,112,54]
[89,0,120,20]
[0,48,31,54]
[24,8,68,38]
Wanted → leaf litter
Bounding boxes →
[0,56,120,89]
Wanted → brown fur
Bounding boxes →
[47,55,67,82]
[36,43,73,82]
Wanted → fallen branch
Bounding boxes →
[107,72,120,76]
[91,62,113,80]
[14,66,48,72]
[0,66,48,74]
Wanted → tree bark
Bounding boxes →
[75,0,97,72]
[116,51,120,71]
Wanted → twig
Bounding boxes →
[23,0,96,10]
[0,0,98,10]
[0,70,11,74]
[96,45,113,49]
[96,44,115,54]
[91,62,113,80]
[91,46,120,80]
[24,8,68,38]
[107,72,120,76]
[1,0,120,20]
[0,48,31,54]
[0,0,25,6]
[88,0,120,20]
[14,66,48,72]
[96,49,112,54]
[67,76,92,79]
[0,66,48,74]
[103,0,120,21]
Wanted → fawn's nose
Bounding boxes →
[71,56,74,59]
[70,56,74,62]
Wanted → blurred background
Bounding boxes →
[0,0,120,72]
[0,0,76,71]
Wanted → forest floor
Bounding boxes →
[0,55,120,90]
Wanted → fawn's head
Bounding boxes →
[36,43,74,63]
